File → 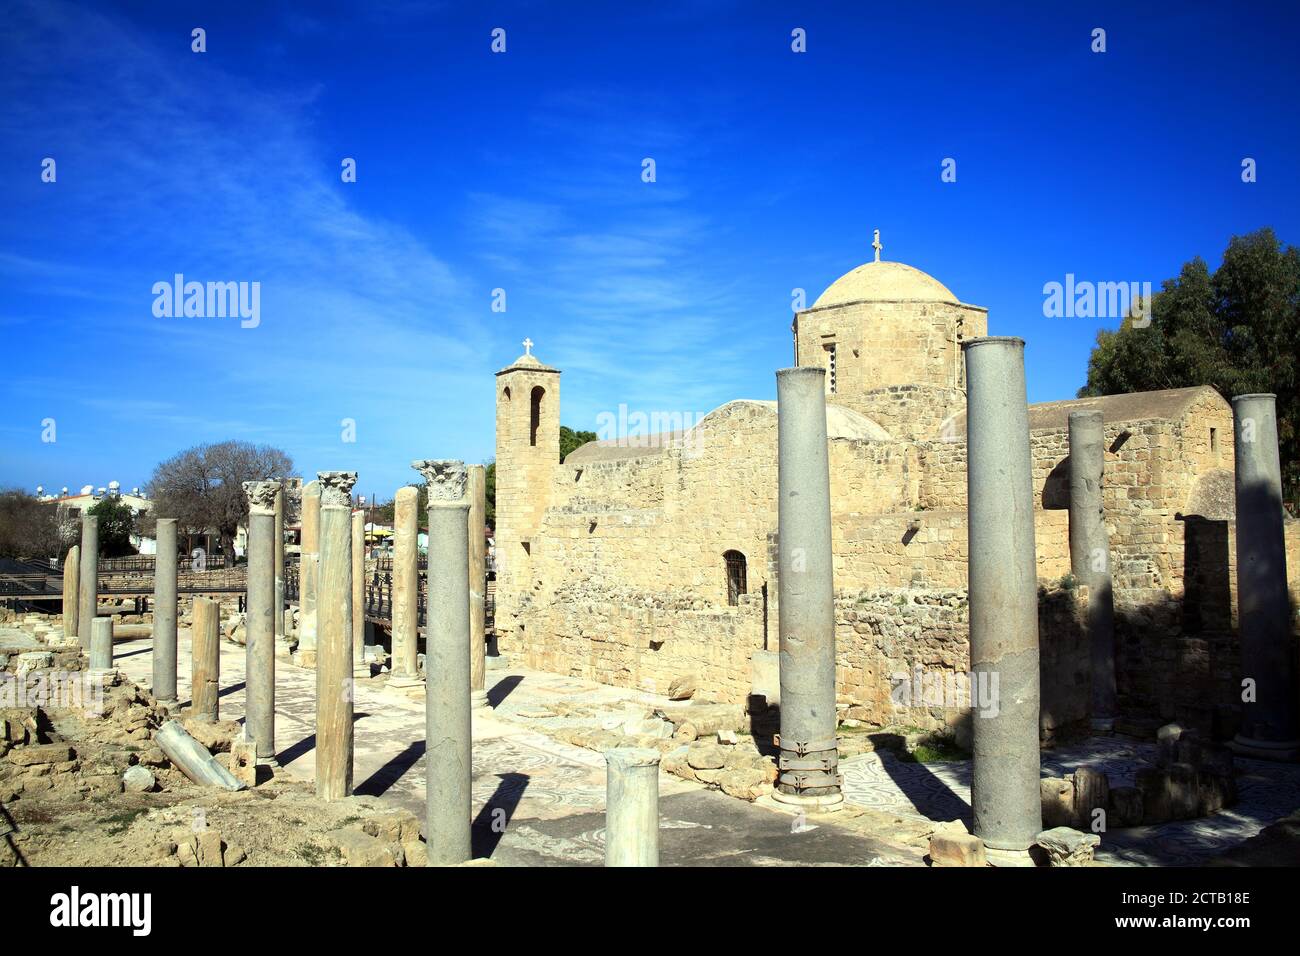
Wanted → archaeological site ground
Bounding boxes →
[3,0,1298,937]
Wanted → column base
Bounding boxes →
[984,845,1040,867]
[470,689,490,710]
[771,789,844,812]
[293,649,317,669]
[1229,735,1300,762]
[353,664,372,679]
[387,674,423,689]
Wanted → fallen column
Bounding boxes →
[773,367,842,810]
[414,459,473,865]
[243,480,280,760]
[156,720,246,791]
[152,518,179,704]
[316,470,357,800]
[963,336,1043,865]
[468,463,489,709]
[297,479,322,660]
[1067,410,1117,731]
[604,747,661,866]
[1230,393,1300,760]
[62,544,79,641]
[352,509,368,677]
[191,596,221,721]
[391,485,420,681]
[77,514,99,651]
[89,617,114,672]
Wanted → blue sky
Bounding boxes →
[3,0,1298,500]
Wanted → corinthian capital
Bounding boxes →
[411,459,467,502]
[317,471,358,507]
[243,480,282,515]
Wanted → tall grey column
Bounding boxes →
[468,464,489,709]
[77,514,99,651]
[773,367,842,810]
[243,481,280,760]
[152,518,179,703]
[89,617,114,672]
[604,747,661,866]
[298,480,322,657]
[1230,394,1299,760]
[414,459,473,865]
[62,544,80,641]
[316,471,357,800]
[391,486,420,680]
[352,509,368,677]
[274,485,285,644]
[1067,411,1117,731]
[963,337,1042,864]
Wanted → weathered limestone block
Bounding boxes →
[1036,827,1100,866]
[330,828,399,867]
[122,766,155,792]
[929,830,986,867]
[1072,767,1110,830]
[1040,777,1075,829]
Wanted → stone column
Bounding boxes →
[1067,411,1117,731]
[316,471,357,800]
[152,519,179,704]
[963,337,1042,864]
[391,486,420,680]
[414,459,473,865]
[1230,394,1300,760]
[352,509,368,677]
[89,617,114,672]
[274,485,285,644]
[191,596,220,721]
[243,481,280,760]
[604,747,661,866]
[77,514,99,651]
[62,544,80,641]
[772,367,842,810]
[468,464,488,709]
[298,480,322,658]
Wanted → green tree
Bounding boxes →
[559,426,597,462]
[1080,228,1299,510]
[0,491,66,560]
[86,496,137,558]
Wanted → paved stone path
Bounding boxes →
[107,627,1300,866]
[109,629,922,866]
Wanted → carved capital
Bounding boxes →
[411,459,467,502]
[317,471,358,507]
[243,480,282,515]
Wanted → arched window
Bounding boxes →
[724,550,747,606]
[502,386,511,402]
[530,386,544,446]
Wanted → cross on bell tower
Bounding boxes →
[872,229,882,263]
[522,337,534,356]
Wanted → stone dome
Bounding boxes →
[811,259,958,310]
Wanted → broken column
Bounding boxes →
[468,463,488,709]
[1230,393,1300,760]
[1067,410,1117,731]
[274,484,285,644]
[152,518,179,704]
[191,596,220,721]
[772,367,842,810]
[604,747,661,866]
[89,617,113,672]
[243,481,280,760]
[316,470,357,800]
[963,337,1042,864]
[352,509,368,677]
[297,479,322,659]
[77,514,99,651]
[413,459,473,865]
[62,544,79,641]
[391,485,420,681]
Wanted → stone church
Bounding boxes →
[493,245,1299,742]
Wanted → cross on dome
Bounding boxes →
[522,337,534,356]
[872,229,882,263]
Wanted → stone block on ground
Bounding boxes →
[122,766,155,793]
[929,830,986,867]
[1072,767,1110,830]
[1040,776,1074,829]
[1107,786,1143,828]
[1036,827,1100,866]
[329,828,399,867]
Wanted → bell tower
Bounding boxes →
[494,339,560,638]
